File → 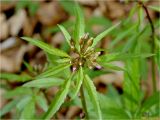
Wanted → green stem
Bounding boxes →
[80,85,89,119]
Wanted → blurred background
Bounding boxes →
[0,0,159,119]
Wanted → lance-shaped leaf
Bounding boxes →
[16,95,32,111]
[73,3,85,48]
[36,64,71,78]
[4,87,32,99]
[21,37,70,57]
[91,22,120,47]
[58,24,71,46]
[98,52,154,63]
[43,74,73,119]
[71,66,83,100]
[141,91,160,113]
[84,75,102,120]
[0,73,32,82]
[0,98,20,117]
[36,92,48,112]
[20,98,35,119]
[23,77,64,88]
[101,63,125,71]
[148,5,160,12]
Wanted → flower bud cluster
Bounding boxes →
[70,33,101,71]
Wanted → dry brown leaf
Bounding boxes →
[0,45,27,72]
[37,1,67,26]
[77,0,97,6]
[8,9,26,36]
[0,13,9,40]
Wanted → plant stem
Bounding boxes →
[80,85,89,119]
[138,1,157,92]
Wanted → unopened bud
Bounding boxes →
[72,66,77,72]
[79,38,84,45]
[82,33,89,40]
[84,33,89,39]
[79,59,83,66]
[70,39,75,46]
[87,37,93,46]
[71,45,75,51]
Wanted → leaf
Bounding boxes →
[110,24,137,48]
[71,66,83,100]
[20,98,35,119]
[148,5,160,12]
[84,75,102,120]
[123,58,141,112]
[91,22,121,47]
[36,92,48,112]
[58,24,71,46]
[16,95,32,111]
[73,3,85,49]
[101,63,125,71]
[37,64,71,78]
[28,1,39,16]
[99,52,154,63]
[55,58,71,64]
[43,74,73,119]
[137,7,144,31]
[46,21,73,34]
[23,77,64,88]
[141,91,160,113]
[102,107,130,119]
[4,87,32,99]
[0,99,20,117]
[0,73,32,82]
[59,0,75,15]
[21,37,70,57]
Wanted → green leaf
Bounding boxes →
[0,98,20,117]
[102,107,130,119]
[73,3,85,49]
[99,52,154,63]
[137,7,144,31]
[16,96,32,111]
[28,1,39,16]
[110,24,137,48]
[92,22,121,47]
[46,21,73,34]
[84,75,102,120]
[21,37,70,57]
[141,91,160,113]
[37,64,71,78]
[23,77,64,88]
[0,73,31,82]
[148,5,160,12]
[123,57,141,113]
[36,92,48,112]
[4,87,32,99]
[55,58,71,64]
[101,63,125,71]
[59,0,75,15]
[43,74,73,119]
[71,66,83,100]
[20,98,35,119]
[58,24,71,46]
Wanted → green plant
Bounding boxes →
[0,1,159,120]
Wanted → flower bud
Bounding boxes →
[87,37,93,46]
[82,33,89,40]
